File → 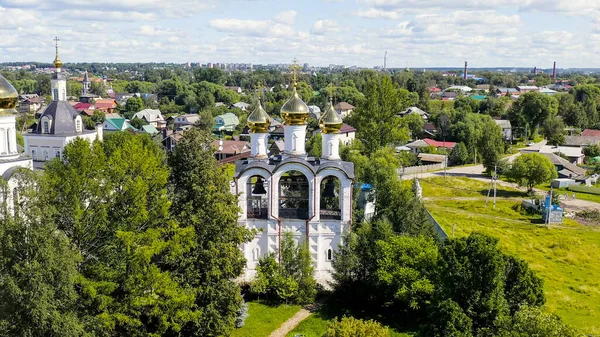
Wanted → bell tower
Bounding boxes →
[50,36,67,102]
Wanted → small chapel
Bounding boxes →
[234,70,354,284]
[23,38,103,162]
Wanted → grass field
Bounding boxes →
[231,302,301,337]
[422,177,600,335]
[286,310,414,337]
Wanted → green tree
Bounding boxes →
[251,232,316,305]
[425,299,473,337]
[508,92,558,138]
[89,81,107,97]
[193,68,227,85]
[583,144,600,158]
[542,116,566,146]
[346,75,411,156]
[306,133,322,158]
[402,113,425,140]
[324,317,390,337]
[449,142,469,165]
[42,134,196,336]
[497,305,582,337]
[436,233,510,332]
[478,118,505,172]
[375,235,438,310]
[67,80,83,97]
[130,116,148,130]
[125,96,144,112]
[503,256,545,314]
[0,171,85,337]
[507,153,558,193]
[168,127,253,336]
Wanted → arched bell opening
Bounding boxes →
[320,175,341,220]
[278,170,309,219]
[247,175,269,219]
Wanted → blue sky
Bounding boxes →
[0,0,598,68]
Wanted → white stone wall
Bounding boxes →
[283,125,307,156]
[236,163,352,285]
[24,132,99,162]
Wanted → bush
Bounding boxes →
[568,184,600,195]
[324,317,390,337]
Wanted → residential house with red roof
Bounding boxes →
[582,129,600,137]
[94,99,118,113]
[405,138,456,154]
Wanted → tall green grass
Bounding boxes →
[423,179,600,335]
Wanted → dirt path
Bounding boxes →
[269,300,325,337]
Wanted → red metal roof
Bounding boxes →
[423,138,456,148]
[73,102,92,111]
[339,123,356,133]
[582,129,600,137]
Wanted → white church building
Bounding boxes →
[234,81,354,284]
[23,38,102,162]
[0,74,34,210]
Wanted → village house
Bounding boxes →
[133,108,166,129]
[405,138,456,154]
[334,102,354,118]
[213,112,240,133]
[494,120,512,141]
[174,114,200,128]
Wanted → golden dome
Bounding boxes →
[0,74,18,114]
[319,100,343,134]
[247,100,271,133]
[281,86,309,125]
[53,36,63,69]
[54,55,63,69]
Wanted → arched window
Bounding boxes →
[326,249,333,261]
[31,149,36,160]
[253,247,260,261]
[320,176,341,220]
[247,175,268,219]
[6,129,10,153]
[279,170,309,219]
[43,120,49,134]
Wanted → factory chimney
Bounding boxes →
[464,61,468,80]
[552,61,557,80]
[384,51,387,70]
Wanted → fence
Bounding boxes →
[425,209,448,241]
[399,162,446,176]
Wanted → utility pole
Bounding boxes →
[493,164,498,208]
[485,164,498,208]
[546,186,553,229]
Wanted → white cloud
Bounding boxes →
[353,8,403,19]
[274,10,297,24]
[209,18,297,38]
[311,20,343,35]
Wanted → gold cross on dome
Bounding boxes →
[291,59,300,86]
[328,83,335,102]
[54,36,59,49]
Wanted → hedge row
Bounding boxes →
[568,184,600,195]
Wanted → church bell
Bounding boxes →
[322,178,336,198]
[252,177,267,195]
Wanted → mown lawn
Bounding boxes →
[231,302,301,337]
[422,177,600,335]
[286,313,414,337]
